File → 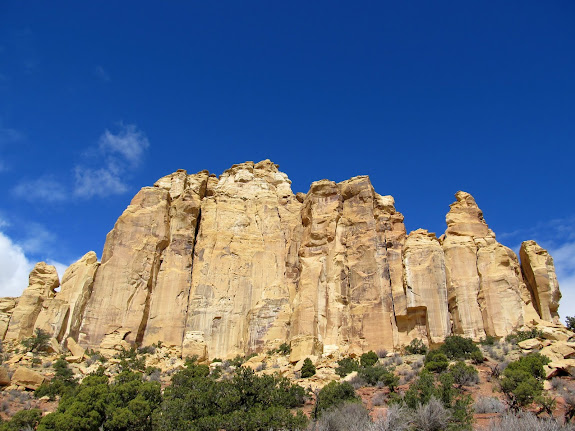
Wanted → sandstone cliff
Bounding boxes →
[0,160,564,360]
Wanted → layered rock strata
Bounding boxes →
[0,161,564,360]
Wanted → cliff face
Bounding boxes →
[0,160,564,359]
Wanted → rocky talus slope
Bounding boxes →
[0,160,566,361]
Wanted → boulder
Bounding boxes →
[11,367,44,390]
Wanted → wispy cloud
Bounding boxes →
[0,125,24,144]
[12,176,68,203]
[74,124,149,198]
[11,123,150,202]
[94,65,110,82]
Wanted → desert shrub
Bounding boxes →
[449,361,479,387]
[499,353,550,408]
[20,329,50,353]
[314,401,371,431]
[301,358,316,378]
[440,336,482,360]
[360,351,379,367]
[370,404,412,431]
[412,396,451,431]
[37,371,161,431]
[376,349,388,358]
[358,365,399,391]
[566,316,575,332]
[474,396,506,414]
[157,361,307,431]
[424,350,449,373]
[335,357,359,377]
[348,374,367,390]
[0,409,42,431]
[211,358,223,363]
[488,411,572,431]
[137,345,155,355]
[562,387,575,424]
[505,328,544,345]
[480,335,498,346]
[405,338,428,355]
[393,369,474,431]
[314,381,359,418]
[35,358,77,400]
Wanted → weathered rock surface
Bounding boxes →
[403,229,450,344]
[520,240,561,322]
[184,161,301,359]
[34,251,99,343]
[78,187,171,349]
[5,263,59,340]
[142,170,209,348]
[442,192,530,340]
[0,161,564,360]
[11,367,44,389]
[0,297,17,339]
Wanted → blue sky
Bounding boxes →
[1,2,574,320]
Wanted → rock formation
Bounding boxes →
[0,160,565,361]
[520,240,561,322]
[5,263,59,341]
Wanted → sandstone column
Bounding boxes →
[520,240,561,322]
[78,187,170,350]
[5,263,59,340]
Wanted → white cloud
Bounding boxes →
[0,224,72,297]
[73,123,149,198]
[11,123,149,203]
[98,124,149,167]
[74,165,128,198]
[12,176,68,203]
[0,231,33,297]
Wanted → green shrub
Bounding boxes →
[301,358,316,378]
[277,342,291,355]
[360,351,379,367]
[405,338,428,355]
[335,357,359,377]
[565,316,575,332]
[21,329,51,353]
[449,361,479,388]
[35,358,77,400]
[314,381,358,418]
[358,365,399,391]
[479,335,497,346]
[424,349,449,373]
[0,409,42,431]
[505,328,544,345]
[156,361,307,431]
[440,335,482,360]
[500,353,550,407]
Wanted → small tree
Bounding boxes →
[405,338,428,355]
[21,328,51,353]
[424,350,449,373]
[566,316,575,332]
[314,381,359,418]
[335,357,359,377]
[360,351,379,367]
[301,358,316,378]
